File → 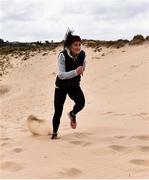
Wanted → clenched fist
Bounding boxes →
[76,66,84,76]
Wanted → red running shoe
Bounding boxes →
[68,111,77,129]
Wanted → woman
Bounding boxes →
[51,29,86,139]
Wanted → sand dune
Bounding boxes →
[0,43,149,178]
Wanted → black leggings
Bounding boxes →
[52,86,85,133]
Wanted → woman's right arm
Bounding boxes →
[57,53,78,80]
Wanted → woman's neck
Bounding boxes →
[70,50,78,58]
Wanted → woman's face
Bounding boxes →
[70,41,81,55]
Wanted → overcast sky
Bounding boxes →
[0,0,149,42]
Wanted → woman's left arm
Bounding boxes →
[83,54,86,71]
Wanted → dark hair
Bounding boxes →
[64,28,81,48]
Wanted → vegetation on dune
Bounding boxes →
[0,34,148,77]
[84,39,129,49]
[0,40,62,77]
[84,35,149,49]
[0,40,62,56]
[129,35,146,45]
[0,56,12,76]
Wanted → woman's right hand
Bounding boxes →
[76,66,84,75]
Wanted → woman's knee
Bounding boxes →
[78,96,85,109]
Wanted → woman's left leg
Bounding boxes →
[67,86,85,116]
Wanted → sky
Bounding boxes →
[0,0,149,42]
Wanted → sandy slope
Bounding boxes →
[0,44,149,178]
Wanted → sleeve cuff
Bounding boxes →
[74,70,78,76]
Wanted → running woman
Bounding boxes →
[51,29,86,139]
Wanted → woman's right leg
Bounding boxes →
[52,87,67,134]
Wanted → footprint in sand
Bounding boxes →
[0,142,10,147]
[102,112,127,116]
[67,132,92,146]
[64,132,93,140]
[123,73,127,77]
[73,132,93,138]
[112,113,127,116]
[69,140,92,147]
[135,113,149,121]
[139,112,149,115]
[114,135,126,139]
[0,137,11,141]
[59,168,82,177]
[129,159,149,167]
[12,147,23,153]
[0,85,10,96]
[136,146,149,152]
[130,64,140,69]
[103,111,115,115]
[0,161,23,172]
[0,137,12,147]
[109,144,149,153]
[109,145,130,152]
[131,135,149,141]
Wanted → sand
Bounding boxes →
[0,43,149,178]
